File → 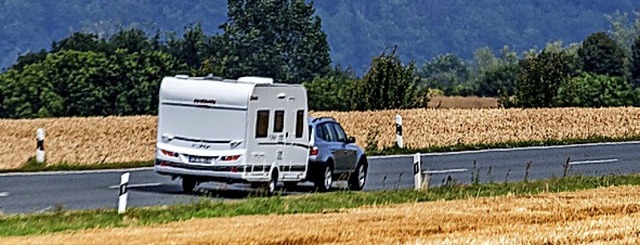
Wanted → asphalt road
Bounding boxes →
[1,141,640,214]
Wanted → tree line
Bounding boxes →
[1,1,640,119]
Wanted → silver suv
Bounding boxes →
[308,117,368,191]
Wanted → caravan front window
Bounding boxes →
[295,110,304,138]
[274,110,284,133]
[256,110,269,138]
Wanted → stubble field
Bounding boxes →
[2,107,640,169]
[3,185,640,244]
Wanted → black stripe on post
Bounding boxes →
[36,140,44,151]
[119,183,128,196]
[396,124,403,136]
[413,160,419,175]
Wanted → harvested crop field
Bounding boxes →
[4,185,640,244]
[2,107,640,169]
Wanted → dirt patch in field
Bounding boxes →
[427,96,499,109]
[4,186,640,244]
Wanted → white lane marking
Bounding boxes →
[569,158,620,166]
[108,182,163,189]
[0,192,8,197]
[423,168,468,174]
[0,167,153,177]
[370,141,640,159]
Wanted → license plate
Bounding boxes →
[189,156,213,164]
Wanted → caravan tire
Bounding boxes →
[266,170,278,196]
[181,177,197,194]
[315,164,333,192]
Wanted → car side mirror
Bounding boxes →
[347,136,356,144]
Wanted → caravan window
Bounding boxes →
[256,110,269,138]
[274,110,285,133]
[295,110,304,138]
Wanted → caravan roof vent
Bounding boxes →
[237,76,274,84]
[203,74,223,81]
[175,75,189,79]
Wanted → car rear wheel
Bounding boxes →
[315,164,333,192]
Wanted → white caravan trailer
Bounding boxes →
[154,75,309,194]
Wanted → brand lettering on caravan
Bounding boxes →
[192,144,211,150]
[193,98,217,104]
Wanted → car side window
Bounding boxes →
[331,123,347,142]
[315,123,327,140]
[321,123,337,142]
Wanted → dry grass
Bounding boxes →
[4,185,640,244]
[2,107,640,170]
[427,96,498,109]
[0,116,156,170]
[318,107,640,150]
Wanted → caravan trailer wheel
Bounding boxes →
[266,170,279,196]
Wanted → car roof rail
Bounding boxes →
[312,117,336,123]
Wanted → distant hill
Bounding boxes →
[0,0,637,72]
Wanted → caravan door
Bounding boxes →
[286,94,308,167]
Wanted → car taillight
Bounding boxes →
[161,149,178,157]
[221,155,241,161]
[309,146,318,156]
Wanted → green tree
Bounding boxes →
[351,47,422,111]
[473,46,499,72]
[51,32,110,53]
[0,50,111,118]
[167,23,215,71]
[10,49,48,71]
[578,32,627,77]
[632,34,640,86]
[418,53,470,95]
[303,68,356,111]
[108,28,156,53]
[513,51,567,108]
[605,11,640,53]
[555,73,636,107]
[220,0,331,83]
[106,49,185,115]
[473,46,520,98]
[475,64,519,97]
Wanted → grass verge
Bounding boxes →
[0,160,153,174]
[2,174,640,237]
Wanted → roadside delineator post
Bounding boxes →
[413,153,422,190]
[395,115,403,148]
[36,128,45,163]
[118,172,130,214]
